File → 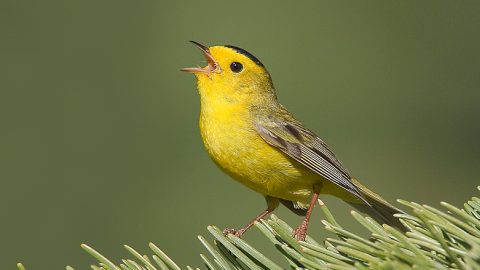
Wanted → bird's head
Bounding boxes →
[182,41,276,105]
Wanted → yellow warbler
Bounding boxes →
[182,41,405,240]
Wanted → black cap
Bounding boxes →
[224,45,264,67]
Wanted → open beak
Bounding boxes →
[181,41,221,74]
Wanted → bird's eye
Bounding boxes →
[230,62,243,73]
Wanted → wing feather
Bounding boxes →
[255,119,368,204]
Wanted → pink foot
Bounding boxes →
[293,224,307,241]
[222,228,246,238]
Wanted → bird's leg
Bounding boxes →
[223,196,279,238]
[293,184,322,241]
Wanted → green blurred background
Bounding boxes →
[1,1,479,269]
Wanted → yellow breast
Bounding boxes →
[198,96,319,203]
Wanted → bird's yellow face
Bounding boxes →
[182,41,275,105]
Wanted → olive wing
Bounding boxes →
[254,120,368,205]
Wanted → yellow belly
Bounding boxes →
[199,103,346,204]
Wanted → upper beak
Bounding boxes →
[181,41,221,74]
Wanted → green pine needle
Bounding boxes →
[17,186,480,269]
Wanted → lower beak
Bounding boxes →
[181,41,221,74]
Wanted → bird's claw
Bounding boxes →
[222,228,236,235]
[222,228,246,238]
[293,224,307,241]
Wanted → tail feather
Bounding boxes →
[348,179,407,232]
[347,201,406,231]
[280,179,407,232]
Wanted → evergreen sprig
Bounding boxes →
[17,187,480,269]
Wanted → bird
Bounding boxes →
[181,41,405,241]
